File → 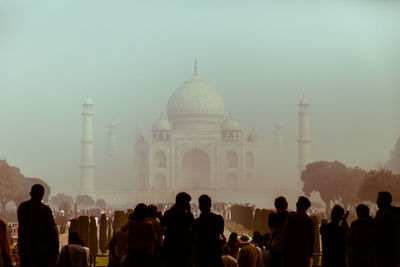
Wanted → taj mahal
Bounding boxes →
[133,66,257,192]
[80,63,311,206]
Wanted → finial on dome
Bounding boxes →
[194,58,198,75]
[229,112,232,118]
[160,112,163,118]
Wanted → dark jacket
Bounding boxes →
[282,212,315,267]
[18,199,59,265]
[345,217,377,267]
[320,221,348,267]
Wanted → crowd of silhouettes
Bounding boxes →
[1,184,397,267]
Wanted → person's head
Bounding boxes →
[30,184,45,201]
[68,232,81,245]
[356,204,370,219]
[147,204,158,218]
[377,191,392,209]
[131,203,147,221]
[296,196,311,212]
[331,205,345,223]
[274,196,288,212]
[175,192,191,209]
[199,194,212,213]
[228,232,238,243]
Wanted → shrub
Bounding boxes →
[99,214,108,254]
[89,216,98,256]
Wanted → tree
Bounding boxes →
[0,161,24,211]
[0,160,51,211]
[95,199,107,209]
[59,201,71,215]
[358,169,400,205]
[99,214,108,254]
[50,193,74,210]
[76,195,95,207]
[386,137,400,174]
[302,161,366,215]
[89,216,98,257]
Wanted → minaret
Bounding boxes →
[80,96,95,193]
[275,119,284,152]
[108,120,117,157]
[297,95,311,177]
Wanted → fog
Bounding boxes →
[1,0,399,198]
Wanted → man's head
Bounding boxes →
[331,205,345,223]
[175,192,191,209]
[377,191,392,209]
[274,196,288,212]
[198,194,211,213]
[132,203,148,221]
[68,232,81,245]
[296,196,311,212]
[147,204,158,218]
[356,204,370,219]
[30,184,45,201]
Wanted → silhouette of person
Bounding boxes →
[320,205,349,267]
[345,204,377,267]
[237,234,258,267]
[192,194,224,267]
[227,233,240,259]
[161,192,194,267]
[57,232,88,267]
[17,184,59,267]
[268,196,288,267]
[281,196,314,267]
[221,245,238,267]
[108,220,129,267]
[374,191,400,267]
[0,219,13,267]
[122,203,157,267]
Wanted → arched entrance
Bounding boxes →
[182,149,210,190]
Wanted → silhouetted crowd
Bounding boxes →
[0,184,399,267]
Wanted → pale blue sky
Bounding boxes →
[1,0,399,195]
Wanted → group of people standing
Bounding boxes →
[0,183,399,267]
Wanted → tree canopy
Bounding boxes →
[301,161,366,214]
[95,199,107,209]
[0,160,51,211]
[358,169,400,205]
[50,193,73,210]
[76,194,95,207]
[386,137,400,174]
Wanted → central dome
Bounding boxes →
[167,73,225,126]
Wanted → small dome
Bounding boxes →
[152,118,171,131]
[299,95,309,105]
[222,115,241,131]
[83,97,93,105]
[109,120,117,127]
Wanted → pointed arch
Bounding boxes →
[226,151,238,168]
[155,151,167,168]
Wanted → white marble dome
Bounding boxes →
[152,118,171,131]
[222,116,241,131]
[167,73,225,123]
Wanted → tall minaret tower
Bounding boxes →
[108,120,117,157]
[80,96,95,193]
[275,119,284,152]
[297,95,311,177]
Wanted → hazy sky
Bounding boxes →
[1,0,399,195]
